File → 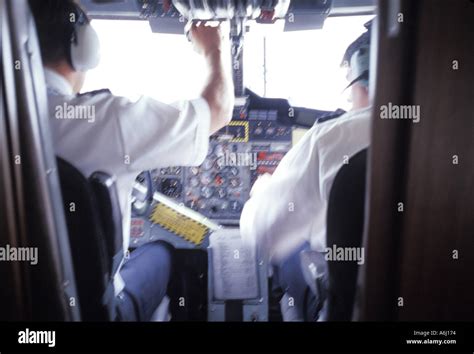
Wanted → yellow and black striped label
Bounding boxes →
[149,203,208,246]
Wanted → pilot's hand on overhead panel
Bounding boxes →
[186,21,230,58]
[189,21,234,135]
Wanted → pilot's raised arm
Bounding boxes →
[239,21,373,321]
[29,0,233,321]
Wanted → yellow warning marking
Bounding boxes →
[229,121,249,143]
[149,203,208,246]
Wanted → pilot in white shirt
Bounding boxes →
[30,0,233,321]
[240,22,373,320]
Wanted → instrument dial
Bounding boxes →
[200,172,213,186]
[189,176,200,188]
[201,186,215,199]
[202,157,215,171]
[229,167,239,176]
[229,177,241,188]
[214,173,227,187]
[216,188,227,199]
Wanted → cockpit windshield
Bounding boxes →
[84,15,374,111]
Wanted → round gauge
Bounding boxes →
[214,173,227,187]
[160,178,182,198]
[200,186,215,199]
[189,166,200,176]
[189,176,200,188]
[229,167,239,176]
[213,143,227,156]
[229,177,241,188]
[229,200,243,213]
[201,157,215,171]
[200,172,213,186]
[216,188,227,199]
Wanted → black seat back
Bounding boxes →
[89,172,124,278]
[326,149,368,321]
[57,158,123,321]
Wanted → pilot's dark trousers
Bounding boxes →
[272,242,319,321]
[116,241,173,321]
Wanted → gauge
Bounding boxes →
[229,177,241,188]
[160,178,182,198]
[189,176,200,188]
[200,172,213,186]
[229,167,239,176]
[201,157,215,171]
[213,143,228,156]
[214,173,227,187]
[216,188,227,199]
[201,186,215,199]
[215,161,225,171]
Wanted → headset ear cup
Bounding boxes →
[70,23,101,72]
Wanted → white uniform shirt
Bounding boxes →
[240,107,371,264]
[44,68,211,295]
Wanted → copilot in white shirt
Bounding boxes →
[240,107,372,264]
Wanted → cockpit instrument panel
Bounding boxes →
[148,102,292,226]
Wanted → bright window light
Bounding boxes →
[83,15,374,111]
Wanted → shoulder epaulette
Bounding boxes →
[76,89,111,97]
